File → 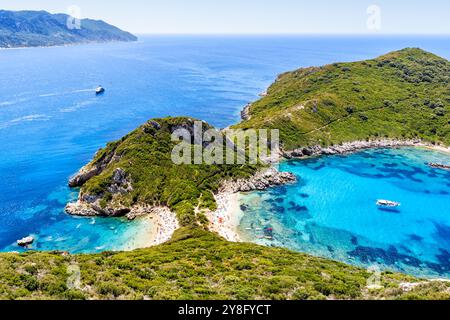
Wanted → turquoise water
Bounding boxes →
[237,148,450,278]
[1,35,450,254]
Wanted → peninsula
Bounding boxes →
[0,10,137,48]
[235,48,449,154]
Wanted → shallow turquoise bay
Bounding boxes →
[237,148,450,278]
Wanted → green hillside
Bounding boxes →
[67,117,260,226]
[235,48,450,150]
[1,227,449,300]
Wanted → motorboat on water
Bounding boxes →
[377,200,401,208]
[95,86,105,95]
[17,236,34,247]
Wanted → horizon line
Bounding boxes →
[133,33,450,36]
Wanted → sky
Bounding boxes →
[0,0,449,35]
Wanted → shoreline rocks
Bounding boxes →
[220,167,297,193]
[207,167,297,243]
[241,104,252,121]
[283,139,425,159]
[66,167,134,217]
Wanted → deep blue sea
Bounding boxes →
[0,36,449,264]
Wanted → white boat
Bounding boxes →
[377,200,401,208]
[17,236,34,247]
[95,86,105,95]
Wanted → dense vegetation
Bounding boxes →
[0,10,136,48]
[235,48,450,150]
[75,117,259,226]
[1,227,449,300]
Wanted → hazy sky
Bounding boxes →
[0,0,449,34]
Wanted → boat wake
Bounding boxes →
[0,114,51,129]
[59,99,97,113]
[1,89,94,108]
[38,88,93,98]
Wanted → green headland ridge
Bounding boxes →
[235,48,449,151]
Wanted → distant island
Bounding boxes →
[0,10,137,48]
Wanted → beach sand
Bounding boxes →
[206,192,243,242]
[130,207,179,249]
[422,144,450,155]
[147,207,179,246]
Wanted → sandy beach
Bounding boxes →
[130,206,179,249]
[422,144,450,155]
[147,207,179,246]
[207,191,243,242]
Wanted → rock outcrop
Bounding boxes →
[66,168,133,217]
[241,104,252,121]
[221,167,296,193]
[68,148,121,188]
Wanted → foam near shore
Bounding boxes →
[423,145,450,155]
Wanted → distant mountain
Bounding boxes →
[0,10,137,48]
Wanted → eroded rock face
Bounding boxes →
[241,104,252,121]
[169,118,216,148]
[68,148,121,188]
[65,199,132,217]
[108,168,133,195]
[221,167,296,193]
[68,166,100,188]
[142,120,162,135]
[66,168,133,217]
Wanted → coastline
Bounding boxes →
[207,142,450,244]
[144,207,180,246]
[128,207,179,249]
[283,139,450,159]
[66,201,180,249]
[0,39,138,51]
[422,144,450,155]
[207,167,297,243]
